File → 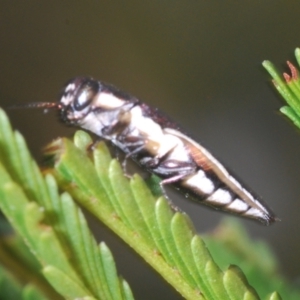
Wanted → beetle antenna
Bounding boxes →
[8,102,61,111]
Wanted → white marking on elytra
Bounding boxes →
[163,128,265,211]
[130,106,162,137]
[207,188,232,204]
[184,170,215,194]
[84,97,271,221]
[227,198,249,212]
[129,106,189,161]
[243,207,265,218]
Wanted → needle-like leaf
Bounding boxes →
[263,50,300,129]
[49,128,286,299]
[0,108,295,299]
[0,108,134,300]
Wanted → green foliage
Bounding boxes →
[0,109,134,299]
[263,49,300,129]
[0,108,296,299]
[204,219,300,300]
[48,128,284,299]
[0,235,49,300]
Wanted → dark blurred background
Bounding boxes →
[0,1,300,299]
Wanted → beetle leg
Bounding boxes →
[160,173,191,185]
[121,140,146,175]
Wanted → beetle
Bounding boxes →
[21,77,278,225]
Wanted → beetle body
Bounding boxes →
[27,77,278,225]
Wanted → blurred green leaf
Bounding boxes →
[204,219,300,300]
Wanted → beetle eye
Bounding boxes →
[74,79,99,110]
